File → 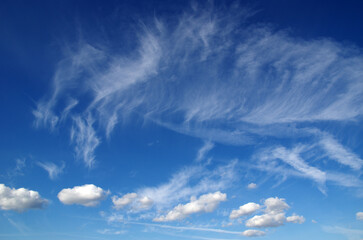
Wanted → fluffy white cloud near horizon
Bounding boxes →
[58,184,109,207]
[229,202,261,219]
[0,184,48,212]
[153,191,226,222]
[241,197,304,228]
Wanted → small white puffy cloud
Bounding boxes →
[153,191,226,222]
[264,197,289,214]
[58,184,108,207]
[247,183,257,189]
[286,214,305,224]
[0,184,48,212]
[112,193,137,209]
[230,202,261,219]
[356,212,363,220]
[242,229,266,237]
[246,212,286,228]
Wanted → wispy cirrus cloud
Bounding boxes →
[253,132,363,194]
[196,141,214,162]
[37,161,65,180]
[33,3,363,175]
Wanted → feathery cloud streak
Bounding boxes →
[34,5,363,167]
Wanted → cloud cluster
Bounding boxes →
[0,184,48,212]
[231,197,304,230]
[58,184,108,207]
[153,191,226,222]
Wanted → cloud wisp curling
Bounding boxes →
[33,4,363,168]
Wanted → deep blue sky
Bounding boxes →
[0,1,363,240]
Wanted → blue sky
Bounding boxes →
[1,0,363,239]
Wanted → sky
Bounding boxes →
[0,0,363,239]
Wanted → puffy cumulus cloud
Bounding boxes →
[264,197,289,214]
[245,197,304,228]
[246,212,286,228]
[112,193,138,210]
[58,184,109,207]
[230,202,261,219]
[112,193,153,211]
[242,229,266,237]
[247,183,257,189]
[286,214,305,224]
[356,212,363,220]
[153,191,226,222]
[0,184,48,212]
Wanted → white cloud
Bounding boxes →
[320,134,363,170]
[242,229,266,237]
[37,161,65,179]
[196,141,214,162]
[255,144,363,193]
[229,202,261,219]
[58,184,108,207]
[138,196,153,209]
[264,197,290,215]
[244,197,304,228]
[356,212,363,220]
[70,115,100,168]
[34,5,363,168]
[112,193,137,210]
[247,183,257,189]
[286,214,305,224]
[246,212,286,228]
[153,191,226,222]
[0,184,48,212]
[138,160,237,210]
